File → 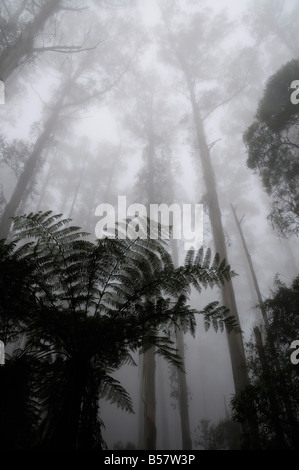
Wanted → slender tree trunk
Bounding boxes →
[161,13,260,447]
[156,357,170,450]
[143,345,156,449]
[36,154,55,211]
[185,77,260,448]
[103,143,122,203]
[162,17,249,394]
[231,205,269,328]
[0,0,61,81]
[0,97,62,239]
[138,354,145,449]
[140,130,157,450]
[0,60,88,240]
[188,84,248,393]
[69,155,88,219]
[175,327,192,450]
[171,238,192,450]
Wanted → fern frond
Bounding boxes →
[100,375,134,413]
[200,301,242,334]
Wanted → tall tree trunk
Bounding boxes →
[171,238,192,450]
[36,153,55,211]
[231,205,269,328]
[137,354,144,450]
[103,142,122,203]
[160,17,260,446]
[162,19,250,393]
[140,130,157,450]
[180,70,260,447]
[0,56,89,240]
[69,155,88,219]
[142,345,156,449]
[0,96,62,239]
[156,357,170,450]
[189,95,261,446]
[0,0,61,81]
[175,327,192,450]
[188,84,248,393]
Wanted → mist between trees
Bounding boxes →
[0,0,298,451]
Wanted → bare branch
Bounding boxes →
[30,84,49,108]
[202,84,246,121]
[282,136,299,150]
[208,138,222,150]
[59,6,89,11]
[32,41,103,54]
[62,37,146,109]
[202,45,261,121]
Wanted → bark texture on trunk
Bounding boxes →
[188,86,248,392]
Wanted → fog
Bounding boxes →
[0,0,298,451]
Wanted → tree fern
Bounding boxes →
[2,211,239,449]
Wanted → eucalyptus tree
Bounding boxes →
[120,67,178,450]
[244,59,299,238]
[157,0,249,393]
[115,62,197,448]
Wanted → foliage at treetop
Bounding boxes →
[0,211,239,449]
[244,59,299,237]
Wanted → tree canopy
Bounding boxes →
[244,59,299,236]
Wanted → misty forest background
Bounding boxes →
[0,0,298,450]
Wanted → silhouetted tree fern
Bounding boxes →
[1,211,239,449]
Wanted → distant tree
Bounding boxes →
[245,0,299,59]
[244,59,299,237]
[113,440,136,450]
[0,22,141,240]
[231,275,299,449]
[120,67,182,450]
[0,211,239,449]
[194,417,241,450]
[0,0,97,82]
[157,2,260,445]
